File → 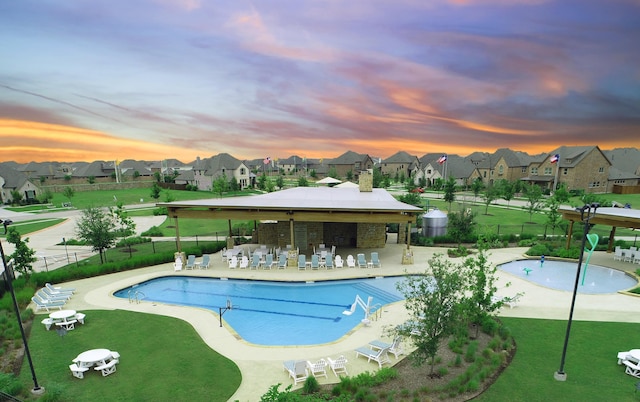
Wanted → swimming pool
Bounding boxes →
[114,276,406,346]
[498,260,637,294]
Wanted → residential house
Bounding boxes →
[380,151,420,181]
[278,155,305,176]
[328,151,374,181]
[0,164,40,204]
[192,154,250,191]
[603,148,640,192]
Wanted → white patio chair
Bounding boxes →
[228,256,238,269]
[354,345,391,368]
[613,246,623,261]
[334,255,344,268]
[283,360,308,385]
[369,337,404,359]
[307,359,328,378]
[239,256,249,269]
[327,355,348,376]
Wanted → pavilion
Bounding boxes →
[561,206,640,251]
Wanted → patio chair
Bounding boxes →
[283,360,308,385]
[327,355,348,376]
[228,256,238,269]
[370,252,381,268]
[307,358,328,378]
[278,253,287,269]
[31,296,65,312]
[357,253,367,268]
[250,253,261,269]
[354,345,391,368]
[310,254,320,270]
[334,255,344,268]
[613,246,623,261]
[369,337,404,359]
[45,283,75,294]
[39,288,71,301]
[298,254,307,270]
[185,254,196,270]
[264,254,275,270]
[199,254,211,269]
[239,256,249,269]
[324,254,334,269]
[173,257,183,271]
[346,255,356,268]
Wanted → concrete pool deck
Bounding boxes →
[34,243,640,401]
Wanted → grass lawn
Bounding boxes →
[21,310,241,401]
[0,219,66,238]
[476,317,640,402]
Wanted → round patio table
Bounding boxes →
[75,349,112,368]
[50,310,76,321]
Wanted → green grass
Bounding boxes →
[476,317,639,402]
[157,218,257,237]
[0,219,65,238]
[21,310,241,401]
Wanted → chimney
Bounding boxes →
[359,169,373,192]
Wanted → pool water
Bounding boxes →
[498,260,637,294]
[114,276,406,346]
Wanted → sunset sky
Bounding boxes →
[1,0,639,164]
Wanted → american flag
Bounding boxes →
[263,156,271,165]
[437,154,447,165]
[550,154,559,164]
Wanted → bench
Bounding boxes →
[41,318,54,331]
[94,359,118,376]
[69,364,89,379]
[55,319,77,330]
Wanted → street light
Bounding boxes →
[554,202,600,381]
[0,240,44,395]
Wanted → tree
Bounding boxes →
[276,175,285,189]
[432,178,443,191]
[63,187,75,205]
[482,185,499,215]
[496,179,515,209]
[257,173,267,190]
[9,190,22,206]
[212,174,229,196]
[87,175,96,184]
[346,170,353,181]
[327,167,339,179]
[443,177,456,211]
[309,169,317,178]
[265,178,275,192]
[133,170,140,179]
[150,182,162,200]
[111,203,136,243]
[553,183,570,204]
[153,171,162,182]
[447,208,475,246]
[545,197,561,237]
[396,254,465,374]
[471,178,483,203]
[76,206,117,264]
[373,167,384,188]
[229,177,239,191]
[6,228,37,278]
[38,189,54,204]
[297,176,309,187]
[523,183,544,222]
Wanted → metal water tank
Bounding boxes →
[422,208,448,237]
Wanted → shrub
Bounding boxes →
[438,366,449,376]
[116,236,152,247]
[302,375,319,394]
[141,226,164,237]
[0,372,24,396]
[465,340,479,362]
[481,317,499,336]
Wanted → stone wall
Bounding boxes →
[356,222,386,248]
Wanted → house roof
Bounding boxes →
[383,151,418,165]
[0,165,30,189]
[330,150,370,165]
[547,145,610,168]
[604,148,640,176]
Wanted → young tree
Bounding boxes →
[297,176,309,187]
[432,178,443,192]
[150,182,162,200]
[257,173,268,190]
[111,203,136,243]
[523,183,544,222]
[346,170,353,181]
[471,178,483,203]
[9,190,22,205]
[553,183,570,204]
[443,177,456,212]
[447,208,475,246]
[275,175,285,189]
[496,179,515,209]
[38,189,54,204]
[545,197,561,237]
[327,167,339,179]
[372,167,384,188]
[482,185,499,215]
[76,206,118,264]
[63,186,75,205]
[6,228,37,278]
[396,254,465,375]
[212,174,229,196]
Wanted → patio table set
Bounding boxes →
[69,348,120,379]
[41,309,86,332]
[613,246,640,264]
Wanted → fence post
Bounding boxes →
[196,235,199,246]
[497,225,500,237]
[152,241,156,254]
[75,253,79,268]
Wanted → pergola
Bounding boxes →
[158,187,422,251]
[560,207,640,251]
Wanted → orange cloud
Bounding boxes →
[0,119,200,163]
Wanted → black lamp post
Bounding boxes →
[554,202,599,381]
[0,240,44,395]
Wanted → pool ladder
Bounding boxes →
[128,290,146,304]
[368,303,383,321]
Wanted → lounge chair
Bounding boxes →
[346,255,356,268]
[307,358,328,378]
[173,257,183,271]
[31,297,65,312]
[354,345,391,368]
[250,253,261,269]
[624,359,640,378]
[334,255,344,268]
[228,256,238,269]
[41,287,72,301]
[369,337,404,359]
[45,283,75,294]
[370,252,381,268]
[310,254,320,270]
[185,254,196,270]
[239,256,249,269]
[199,254,211,269]
[324,254,334,269]
[277,253,287,269]
[357,253,367,268]
[283,360,308,385]
[264,254,275,270]
[327,355,348,376]
[298,254,306,270]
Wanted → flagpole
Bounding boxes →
[553,154,560,194]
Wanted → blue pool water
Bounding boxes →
[498,260,637,294]
[114,276,406,346]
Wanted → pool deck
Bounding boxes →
[38,243,640,401]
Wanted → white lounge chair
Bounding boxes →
[346,255,356,268]
[354,345,391,368]
[283,360,308,385]
[327,355,348,376]
[46,283,75,294]
[613,246,623,261]
[41,287,72,301]
[228,256,238,269]
[250,253,261,269]
[31,296,65,312]
[173,257,183,271]
[239,256,249,269]
[307,358,328,378]
[369,337,404,359]
[334,255,344,268]
[370,252,381,268]
[185,254,196,270]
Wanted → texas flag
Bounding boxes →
[550,154,560,164]
[263,156,271,165]
[437,154,447,165]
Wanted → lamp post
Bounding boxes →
[0,240,44,395]
[554,202,599,381]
